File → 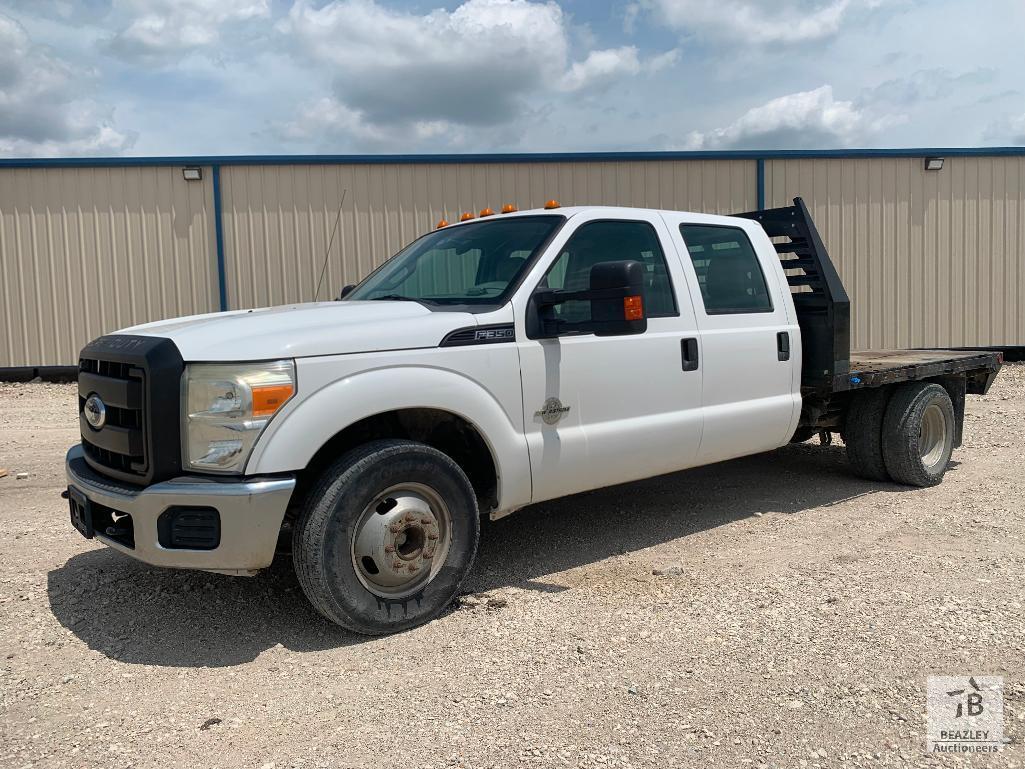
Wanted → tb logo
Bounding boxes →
[947,676,985,718]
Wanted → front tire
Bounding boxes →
[293,439,480,634]
[880,383,955,487]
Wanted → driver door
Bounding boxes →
[513,211,704,503]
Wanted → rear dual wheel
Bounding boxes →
[844,382,955,487]
[293,439,480,635]
[880,383,955,487]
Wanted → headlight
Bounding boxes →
[183,360,295,474]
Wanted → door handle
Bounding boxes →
[777,331,791,361]
[681,338,699,371]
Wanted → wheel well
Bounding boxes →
[289,409,499,520]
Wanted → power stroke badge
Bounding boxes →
[535,397,570,425]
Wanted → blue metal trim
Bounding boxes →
[211,165,228,312]
[756,158,765,210]
[2,147,1024,169]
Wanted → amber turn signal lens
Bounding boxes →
[436,219,449,229]
[544,199,560,209]
[501,203,517,213]
[252,383,295,417]
[460,212,475,221]
[479,207,495,217]
[623,295,644,321]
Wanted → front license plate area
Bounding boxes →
[68,486,94,539]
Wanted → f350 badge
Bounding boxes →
[535,397,570,425]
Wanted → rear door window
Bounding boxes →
[680,225,773,314]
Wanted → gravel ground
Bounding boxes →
[1,367,1023,769]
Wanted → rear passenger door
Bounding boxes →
[664,216,801,464]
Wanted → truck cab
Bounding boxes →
[65,199,1000,634]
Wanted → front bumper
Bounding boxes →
[65,444,295,575]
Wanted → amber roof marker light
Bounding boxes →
[459,212,475,221]
[501,204,518,214]
[436,218,449,229]
[544,199,561,209]
[479,207,495,217]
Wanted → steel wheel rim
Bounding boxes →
[351,483,452,599]
[919,402,948,471]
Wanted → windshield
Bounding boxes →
[346,215,563,305]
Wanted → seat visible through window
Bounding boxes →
[680,224,772,314]
[544,220,677,323]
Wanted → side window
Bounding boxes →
[681,225,773,314]
[542,220,677,323]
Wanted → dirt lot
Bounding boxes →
[1,367,1023,769]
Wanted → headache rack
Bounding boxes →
[735,197,851,394]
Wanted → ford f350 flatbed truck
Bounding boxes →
[64,197,1002,634]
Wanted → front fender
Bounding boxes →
[245,361,532,512]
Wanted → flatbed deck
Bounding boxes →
[840,349,1002,392]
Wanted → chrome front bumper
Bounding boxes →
[65,445,295,575]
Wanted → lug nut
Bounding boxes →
[421,517,432,525]
[392,561,403,570]
[427,532,439,541]
[389,523,402,533]
[384,544,395,553]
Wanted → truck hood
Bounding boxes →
[120,301,476,361]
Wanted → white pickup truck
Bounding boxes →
[65,198,1002,634]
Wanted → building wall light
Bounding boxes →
[924,157,944,171]
[182,167,203,181]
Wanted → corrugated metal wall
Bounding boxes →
[218,160,755,309]
[766,156,1025,349]
[0,166,219,367]
[1,153,1023,367]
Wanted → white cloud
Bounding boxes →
[278,0,677,148]
[560,46,679,91]
[105,0,270,65]
[1012,115,1025,144]
[0,14,134,157]
[983,113,1025,146]
[681,85,896,149]
[283,0,566,125]
[635,0,861,44]
[862,68,995,108]
[274,96,470,150]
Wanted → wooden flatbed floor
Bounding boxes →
[835,349,1003,391]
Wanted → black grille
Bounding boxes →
[79,358,147,476]
[77,335,184,486]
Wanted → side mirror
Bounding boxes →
[588,260,647,336]
[529,259,647,338]
[338,284,355,300]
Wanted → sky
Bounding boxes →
[0,0,1023,158]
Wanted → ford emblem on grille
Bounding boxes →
[84,393,107,430]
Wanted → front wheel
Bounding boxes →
[293,439,480,634]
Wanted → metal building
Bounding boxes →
[1,149,1023,370]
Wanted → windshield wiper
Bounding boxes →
[368,294,435,305]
